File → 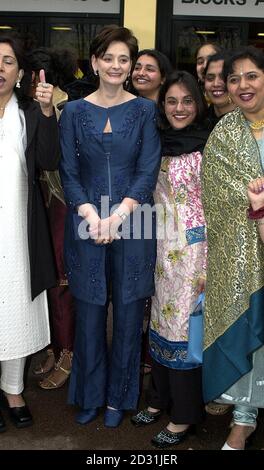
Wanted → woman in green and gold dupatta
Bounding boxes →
[201,46,264,450]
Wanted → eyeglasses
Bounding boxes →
[166,97,195,107]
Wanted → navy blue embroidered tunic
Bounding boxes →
[59,97,161,305]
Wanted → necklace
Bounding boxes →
[249,119,264,130]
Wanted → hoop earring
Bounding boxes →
[228,94,233,104]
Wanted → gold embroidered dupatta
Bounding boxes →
[201,107,264,349]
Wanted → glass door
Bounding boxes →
[45,16,120,76]
[0,15,44,49]
[171,18,250,74]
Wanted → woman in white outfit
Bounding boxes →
[0,35,59,431]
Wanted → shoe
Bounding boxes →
[39,349,72,390]
[151,425,195,449]
[0,410,6,433]
[33,348,55,376]
[1,393,33,429]
[131,409,162,427]
[222,422,256,450]
[8,405,33,429]
[205,402,232,415]
[76,408,98,425]
[104,408,124,428]
[222,442,240,450]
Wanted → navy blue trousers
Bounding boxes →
[68,244,145,410]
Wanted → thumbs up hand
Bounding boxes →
[35,69,54,117]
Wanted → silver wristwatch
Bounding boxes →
[114,209,127,222]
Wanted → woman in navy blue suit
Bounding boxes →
[59,25,161,427]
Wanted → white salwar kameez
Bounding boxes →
[0,94,50,361]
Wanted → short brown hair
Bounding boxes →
[89,25,138,63]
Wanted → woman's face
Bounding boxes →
[132,54,163,99]
[196,44,217,82]
[0,42,21,99]
[204,60,229,108]
[92,41,131,87]
[164,83,197,130]
[227,58,264,120]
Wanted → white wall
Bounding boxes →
[0,0,120,13]
[173,0,264,19]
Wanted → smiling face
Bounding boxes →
[227,58,264,121]
[204,60,229,107]
[92,40,131,87]
[196,44,218,82]
[0,42,21,102]
[132,54,163,100]
[164,83,197,130]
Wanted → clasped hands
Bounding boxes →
[87,212,122,245]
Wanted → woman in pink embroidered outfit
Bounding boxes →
[131,71,211,448]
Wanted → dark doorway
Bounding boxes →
[156,1,264,73]
[171,17,264,75]
[0,10,123,75]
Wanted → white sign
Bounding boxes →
[0,0,120,14]
[173,0,264,18]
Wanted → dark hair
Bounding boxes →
[195,41,222,61]
[158,70,208,129]
[204,51,230,78]
[89,24,138,63]
[135,49,172,80]
[0,35,31,104]
[223,46,264,82]
[129,48,173,95]
[27,47,78,90]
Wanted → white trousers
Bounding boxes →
[0,357,26,394]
